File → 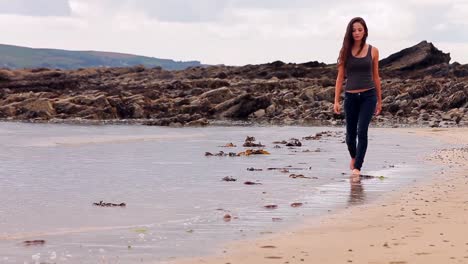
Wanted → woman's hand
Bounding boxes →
[375,102,382,115]
[334,101,341,114]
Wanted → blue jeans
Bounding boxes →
[344,89,377,170]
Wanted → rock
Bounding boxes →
[169,122,183,127]
[285,138,302,147]
[253,109,266,118]
[319,77,335,87]
[386,103,400,114]
[243,136,265,147]
[244,181,262,185]
[315,87,335,103]
[452,63,468,77]
[420,113,430,121]
[290,202,303,207]
[382,95,395,104]
[441,112,452,121]
[186,118,209,126]
[429,120,440,127]
[424,63,450,77]
[174,97,191,106]
[114,101,142,119]
[269,60,285,68]
[444,90,467,109]
[54,99,87,115]
[212,93,247,113]
[408,82,440,99]
[289,174,316,179]
[183,98,212,114]
[199,86,235,104]
[23,240,46,246]
[215,72,228,79]
[0,41,466,128]
[299,61,326,68]
[20,98,55,119]
[220,94,271,118]
[395,92,410,101]
[130,103,144,118]
[271,71,290,79]
[0,69,15,81]
[205,151,238,157]
[189,87,204,96]
[282,92,295,100]
[223,214,232,222]
[93,201,126,207]
[222,176,237,182]
[238,149,270,156]
[380,41,450,71]
[299,87,317,102]
[443,108,464,123]
[265,104,277,115]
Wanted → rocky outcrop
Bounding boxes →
[380,41,450,71]
[0,41,467,127]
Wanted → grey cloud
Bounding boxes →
[120,0,329,22]
[424,24,468,43]
[125,0,228,22]
[411,4,468,43]
[230,0,334,9]
[0,0,71,16]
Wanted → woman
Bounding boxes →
[333,17,382,176]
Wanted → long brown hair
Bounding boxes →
[337,17,368,68]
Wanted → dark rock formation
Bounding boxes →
[0,41,467,127]
[380,41,450,71]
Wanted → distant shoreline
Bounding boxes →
[1,118,466,128]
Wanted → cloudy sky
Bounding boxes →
[0,0,467,65]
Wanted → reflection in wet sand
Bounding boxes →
[348,176,366,205]
[0,224,151,241]
[27,133,206,147]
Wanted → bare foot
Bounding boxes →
[350,158,356,170]
[350,175,361,183]
[352,169,360,175]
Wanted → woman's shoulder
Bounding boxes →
[369,44,379,58]
[368,44,379,52]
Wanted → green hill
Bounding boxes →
[0,44,202,70]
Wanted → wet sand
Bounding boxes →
[170,128,468,264]
[1,124,445,263]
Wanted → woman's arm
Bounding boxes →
[334,64,345,114]
[372,47,382,115]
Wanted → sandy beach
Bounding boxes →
[170,128,468,264]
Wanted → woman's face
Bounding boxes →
[352,22,365,41]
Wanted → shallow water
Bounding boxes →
[0,122,444,263]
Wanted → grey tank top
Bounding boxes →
[345,44,376,91]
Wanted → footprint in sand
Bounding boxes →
[260,245,277,249]
[415,252,431,255]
